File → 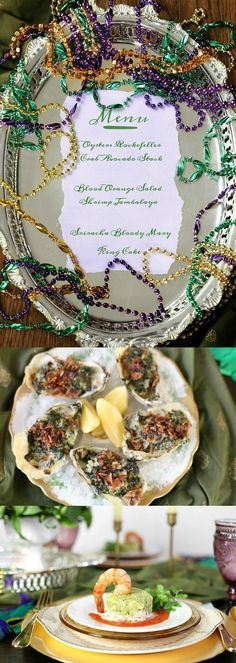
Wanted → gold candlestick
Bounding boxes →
[111,497,122,568]
[167,508,177,575]
[114,520,122,568]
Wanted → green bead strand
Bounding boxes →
[190,21,236,52]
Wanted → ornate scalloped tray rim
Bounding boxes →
[0,4,235,345]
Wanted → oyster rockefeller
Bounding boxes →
[116,347,161,403]
[13,404,82,479]
[123,408,191,461]
[71,448,143,506]
[11,348,199,505]
[25,353,109,398]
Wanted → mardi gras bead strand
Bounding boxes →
[188,20,236,52]
[0,199,85,279]
[194,183,236,241]
[187,219,236,318]
[182,8,207,28]
[9,24,48,60]
[186,266,233,319]
[0,103,78,200]
[0,259,89,332]
[178,117,236,183]
[141,240,235,321]
[142,244,235,289]
[0,256,166,326]
[0,197,166,319]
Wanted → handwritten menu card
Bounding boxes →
[59,91,183,273]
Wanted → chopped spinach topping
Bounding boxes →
[121,348,160,399]
[32,357,95,398]
[126,410,190,454]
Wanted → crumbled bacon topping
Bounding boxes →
[30,420,64,448]
[121,348,160,398]
[30,415,78,448]
[127,410,190,452]
[123,486,143,506]
[75,448,142,504]
[33,357,93,397]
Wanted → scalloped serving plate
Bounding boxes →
[9,348,199,505]
[0,3,235,345]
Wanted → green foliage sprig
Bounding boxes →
[0,505,92,538]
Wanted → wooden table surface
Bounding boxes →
[0,0,235,347]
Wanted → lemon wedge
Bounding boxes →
[96,398,124,448]
[80,399,100,434]
[105,385,128,415]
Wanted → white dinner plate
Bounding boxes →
[66,594,192,634]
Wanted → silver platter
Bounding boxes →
[0,2,235,345]
[0,545,105,594]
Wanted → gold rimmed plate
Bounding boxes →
[9,347,199,506]
[23,599,224,657]
[59,596,199,641]
[105,545,160,560]
[100,552,161,570]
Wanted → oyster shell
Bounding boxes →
[25,352,109,399]
[12,403,82,480]
[123,402,192,461]
[115,347,161,405]
[70,446,144,505]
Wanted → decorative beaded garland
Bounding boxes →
[0,0,235,336]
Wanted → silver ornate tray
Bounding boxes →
[0,544,105,593]
[0,2,235,345]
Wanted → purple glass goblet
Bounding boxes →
[214,520,236,603]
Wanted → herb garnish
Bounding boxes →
[145,584,188,612]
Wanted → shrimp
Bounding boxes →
[93,568,132,613]
[125,531,143,550]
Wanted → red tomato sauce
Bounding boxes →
[88,609,169,628]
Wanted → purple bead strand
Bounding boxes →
[193,183,236,242]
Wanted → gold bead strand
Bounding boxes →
[46,22,74,75]
[0,198,108,298]
[0,103,78,200]
[9,24,48,60]
[0,198,86,277]
[142,247,192,286]
[197,258,229,286]
[51,0,61,22]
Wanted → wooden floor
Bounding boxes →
[0,0,235,347]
